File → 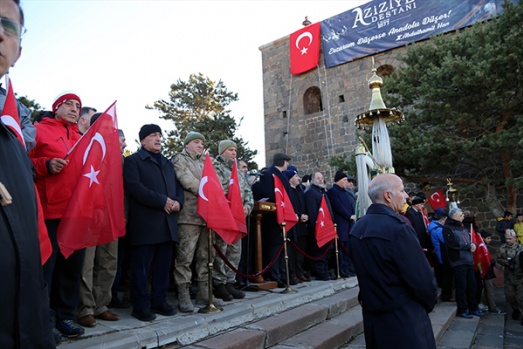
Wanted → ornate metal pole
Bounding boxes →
[198,228,222,314]
[281,222,296,294]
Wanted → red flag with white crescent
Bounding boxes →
[1,78,51,264]
[428,189,446,210]
[315,195,336,248]
[471,225,492,278]
[56,102,125,258]
[290,22,321,75]
[197,155,238,245]
[228,159,247,243]
[274,174,298,231]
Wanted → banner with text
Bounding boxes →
[321,0,514,68]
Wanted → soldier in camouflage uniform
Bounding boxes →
[172,131,223,312]
[212,140,253,301]
[497,229,523,323]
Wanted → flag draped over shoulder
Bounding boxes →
[315,195,336,248]
[57,102,125,259]
[228,160,247,243]
[471,225,492,278]
[197,155,238,245]
[290,22,321,75]
[428,189,446,210]
[274,174,298,231]
[0,78,52,264]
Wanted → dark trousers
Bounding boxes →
[338,240,355,274]
[43,219,86,322]
[129,242,173,311]
[111,234,130,300]
[434,261,453,301]
[265,244,283,281]
[452,264,478,313]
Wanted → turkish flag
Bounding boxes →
[0,78,51,264]
[471,225,492,278]
[315,195,336,248]
[274,174,298,231]
[56,102,125,259]
[197,155,238,245]
[428,189,446,210]
[228,160,247,243]
[290,22,321,75]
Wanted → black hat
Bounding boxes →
[411,196,424,205]
[139,124,162,141]
[504,210,513,218]
[273,153,291,167]
[416,191,427,200]
[334,171,348,183]
[433,208,447,220]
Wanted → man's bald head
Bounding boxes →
[368,174,408,213]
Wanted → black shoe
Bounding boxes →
[132,308,156,321]
[226,283,245,299]
[109,296,131,309]
[151,303,176,316]
[512,309,521,320]
[52,328,62,344]
[56,320,85,338]
[316,274,332,281]
[214,283,233,301]
[458,312,473,319]
[277,280,286,288]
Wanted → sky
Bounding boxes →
[11,0,370,167]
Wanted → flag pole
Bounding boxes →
[198,228,222,313]
[334,224,341,280]
[281,222,297,294]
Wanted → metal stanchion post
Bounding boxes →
[281,222,297,294]
[198,228,222,313]
[334,224,341,280]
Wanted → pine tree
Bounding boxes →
[384,0,523,214]
[147,73,258,168]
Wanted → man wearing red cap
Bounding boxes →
[29,90,86,340]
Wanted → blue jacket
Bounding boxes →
[428,220,446,264]
[326,184,355,241]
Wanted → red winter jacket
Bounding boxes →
[29,117,81,219]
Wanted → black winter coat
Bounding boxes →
[124,148,184,246]
[0,123,55,348]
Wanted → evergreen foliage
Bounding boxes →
[147,73,258,168]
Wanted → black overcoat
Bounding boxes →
[349,203,437,349]
[123,148,184,246]
[0,123,55,348]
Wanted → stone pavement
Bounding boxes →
[58,277,359,349]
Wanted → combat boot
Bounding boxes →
[195,281,224,306]
[214,283,233,301]
[226,283,245,299]
[177,283,194,313]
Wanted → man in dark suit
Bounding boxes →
[123,124,184,321]
[327,171,356,277]
[349,174,437,349]
[252,152,292,287]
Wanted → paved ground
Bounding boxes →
[58,277,359,348]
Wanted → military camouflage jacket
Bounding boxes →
[172,149,206,226]
[213,155,253,215]
[497,243,523,279]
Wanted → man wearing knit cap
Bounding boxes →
[327,171,356,278]
[123,124,184,321]
[29,90,85,339]
[172,131,225,311]
[252,152,293,287]
[212,140,253,301]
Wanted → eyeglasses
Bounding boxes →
[0,17,26,38]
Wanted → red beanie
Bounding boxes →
[52,91,82,113]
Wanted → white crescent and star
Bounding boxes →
[82,132,107,187]
[431,192,441,203]
[318,207,325,227]
[295,31,313,55]
[275,187,285,207]
[199,176,209,201]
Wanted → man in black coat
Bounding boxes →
[304,172,334,280]
[0,1,55,347]
[349,174,437,349]
[123,124,184,321]
[252,152,292,287]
